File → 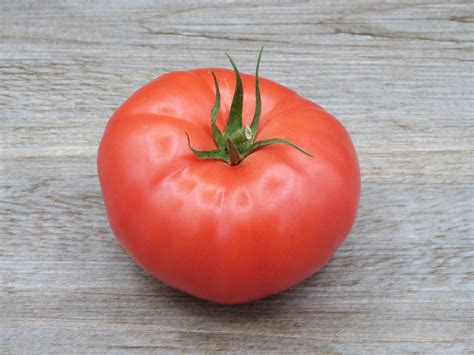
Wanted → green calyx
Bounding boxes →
[186,48,313,166]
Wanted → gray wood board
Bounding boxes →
[1,0,473,353]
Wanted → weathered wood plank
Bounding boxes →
[1,0,473,353]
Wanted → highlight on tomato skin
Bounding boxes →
[97,49,360,304]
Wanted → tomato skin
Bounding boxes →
[98,68,360,304]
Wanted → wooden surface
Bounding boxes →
[1,0,473,353]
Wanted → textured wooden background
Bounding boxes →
[1,0,473,353]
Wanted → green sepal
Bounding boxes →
[185,132,229,163]
[224,53,244,136]
[249,47,263,142]
[209,71,226,149]
[245,138,313,158]
[240,47,263,153]
[185,50,313,166]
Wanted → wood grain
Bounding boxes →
[1,0,473,353]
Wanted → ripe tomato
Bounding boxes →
[98,51,360,304]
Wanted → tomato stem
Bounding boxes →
[226,138,243,166]
[229,126,251,145]
[185,48,313,165]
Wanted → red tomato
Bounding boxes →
[98,52,360,304]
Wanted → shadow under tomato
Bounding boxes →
[104,231,363,351]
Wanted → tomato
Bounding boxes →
[97,50,360,304]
